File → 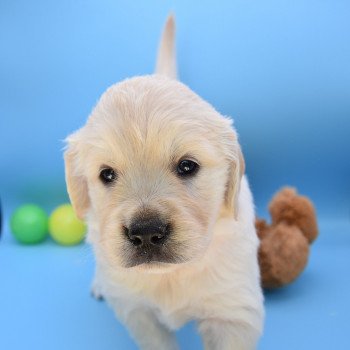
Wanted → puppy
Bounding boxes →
[64,15,264,350]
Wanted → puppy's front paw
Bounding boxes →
[91,281,104,301]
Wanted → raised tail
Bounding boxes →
[155,14,177,79]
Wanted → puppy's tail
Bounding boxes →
[155,14,177,79]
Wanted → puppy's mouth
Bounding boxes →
[122,240,185,268]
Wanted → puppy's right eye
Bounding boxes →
[99,167,117,185]
[176,159,199,177]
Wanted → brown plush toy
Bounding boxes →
[256,187,318,289]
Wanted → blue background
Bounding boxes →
[0,1,349,349]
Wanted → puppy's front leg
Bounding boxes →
[91,270,104,300]
[198,319,260,350]
[112,303,179,350]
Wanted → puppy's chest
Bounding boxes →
[127,274,201,329]
[153,302,190,330]
[150,280,198,328]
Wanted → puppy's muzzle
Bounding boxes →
[124,215,171,247]
[121,210,180,267]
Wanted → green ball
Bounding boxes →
[49,204,86,246]
[10,204,49,244]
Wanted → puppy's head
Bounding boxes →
[64,76,244,269]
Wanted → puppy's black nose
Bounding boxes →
[124,217,171,247]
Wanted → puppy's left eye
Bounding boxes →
[99,167,117,184]
[177,159,199,177]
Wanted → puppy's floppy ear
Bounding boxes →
[64,136,90,220]
[225,143,245,220]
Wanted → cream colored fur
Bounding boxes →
[64,15,264,350]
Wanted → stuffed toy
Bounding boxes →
[256,187,318,289]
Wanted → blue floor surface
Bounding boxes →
[0,219,349,349]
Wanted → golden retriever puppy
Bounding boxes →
[64,15,264,350]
